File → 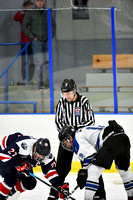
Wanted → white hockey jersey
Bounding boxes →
[73,125,105,167]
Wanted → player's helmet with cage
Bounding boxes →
[33,138,51,162]
[58,125,75,152]
[60,79,76,93]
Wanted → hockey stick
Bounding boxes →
[29,172,76,200]
[29,172,58,192]
[69,185,79,196]
[65,185,79,200]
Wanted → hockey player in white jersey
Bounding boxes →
[0,133,69,200]
[58,120,133,200]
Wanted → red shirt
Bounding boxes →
[14,11,31,43]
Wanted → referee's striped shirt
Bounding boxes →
[55,92,95,131]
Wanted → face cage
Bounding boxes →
[32,148,45,162]
[61,139,73,152]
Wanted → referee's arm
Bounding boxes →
[55,100,65,131]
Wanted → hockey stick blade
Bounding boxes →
[29,173,76,200]
[70,185,78,196]
[65,186,78,200]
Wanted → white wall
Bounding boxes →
[0,114,133,161]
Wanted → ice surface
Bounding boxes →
[16,172,127,200]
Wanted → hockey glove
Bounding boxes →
[16,161,33,175]
[59,183,69,199]
[77,169,87,189]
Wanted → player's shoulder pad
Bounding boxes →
[16,138,37,156]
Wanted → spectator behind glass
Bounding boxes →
[14,0,35,84]
[22,0,56,90]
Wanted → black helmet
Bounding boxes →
[59,125,75,152]
[33,138,51,161]
[61,79,76,93]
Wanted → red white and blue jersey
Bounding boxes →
[0,133,61,188]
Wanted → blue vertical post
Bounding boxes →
[111,7,118,114]
[5,72,9,112]
[47,9,54,113]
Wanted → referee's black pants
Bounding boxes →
[56,143,73,183]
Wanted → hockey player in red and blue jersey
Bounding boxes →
[0,133,69,200]
[58,120,133,200]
